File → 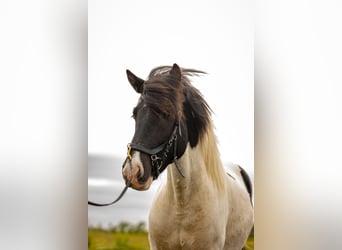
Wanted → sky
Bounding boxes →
[89,0,253,174]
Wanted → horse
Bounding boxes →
[122,64,254,250]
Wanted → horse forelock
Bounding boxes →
[143,77,184,121]
[144,65,211,133]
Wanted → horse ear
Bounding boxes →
[170,63,181,81]
[126,69,144,93]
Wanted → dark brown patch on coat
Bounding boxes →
[238,165,253,206]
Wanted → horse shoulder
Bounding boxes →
[224,168,254,250]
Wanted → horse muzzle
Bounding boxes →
[122,151,153,191]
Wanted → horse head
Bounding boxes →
[122,64,189,190]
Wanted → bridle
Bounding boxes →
[88,122,184,207]
[127,122,185,179]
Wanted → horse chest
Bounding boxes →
[149,200,225,249]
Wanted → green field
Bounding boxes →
[88,222,254,250]
[243,235,254,250]
[88,229,149,250]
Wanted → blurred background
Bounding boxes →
[1,0,342,249]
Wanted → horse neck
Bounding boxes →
[166,123,227,205]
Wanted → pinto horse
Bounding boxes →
[122,64,253,250]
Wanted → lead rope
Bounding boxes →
[173,132,185,178]
[88,180,131,206]
[88,147,135,207]
[173,122,185,177]
[88,154,132,206]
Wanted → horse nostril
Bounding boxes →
[138,175,145,183]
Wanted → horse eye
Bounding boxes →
[162,112,170,118]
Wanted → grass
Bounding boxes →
[242,235,254,250]
[88,227,254,250]
[88,229,149,250]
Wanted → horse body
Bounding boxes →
[149,125,253,250]
[122,64,253,250]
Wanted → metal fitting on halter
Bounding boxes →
[127,144,132,161]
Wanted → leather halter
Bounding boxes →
[127,123,185,179]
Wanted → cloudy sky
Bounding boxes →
[88,0,253,173]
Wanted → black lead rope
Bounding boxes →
[173,135,185,178]
[88,181,131,207]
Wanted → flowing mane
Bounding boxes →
[198,123,227,192]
